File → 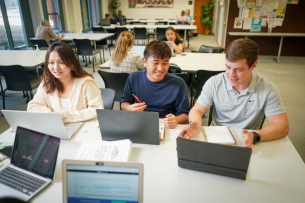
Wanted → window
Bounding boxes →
[42,0,62,31]
[80,0,100,31]
[0,0,27,49]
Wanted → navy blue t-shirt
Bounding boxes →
[121,70,190,118]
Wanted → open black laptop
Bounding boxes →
[100,19,111,26]
[0,126,60,201]
[97,109,160,145]
[176,137,252,180]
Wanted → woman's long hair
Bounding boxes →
[43,41,92,94]
[166,26,181,40]
[181,10,186,16]
[36,20,50,37]
[111,31,134,66]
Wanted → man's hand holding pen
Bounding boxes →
[178,121,201,139]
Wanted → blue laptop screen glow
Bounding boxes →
[66,164,140,203]
[131,46,146,57]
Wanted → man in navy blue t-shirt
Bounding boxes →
[121,40,190,129]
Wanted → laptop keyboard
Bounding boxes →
[65,127,78,137]
[0,167,47,195]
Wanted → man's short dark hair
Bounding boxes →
[226,38,259,68]
[105,13,110,18]
[144,40,171,61]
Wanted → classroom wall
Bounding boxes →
[115,0,195,20]
[225,1,305,56]
[62,0,83,33]
[28,0,43,34]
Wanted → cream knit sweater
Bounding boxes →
[27,76,104,123]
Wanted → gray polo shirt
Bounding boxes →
[197,72,286,130]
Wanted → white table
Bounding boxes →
[228,32,305,63]
[128,19,195,25]
[96,24,197,49]
[62,33,114,49]
[100,53,226,73]
[0,120,304,202]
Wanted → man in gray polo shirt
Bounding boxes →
[179,38,289,148]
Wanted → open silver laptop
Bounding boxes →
[164,41,177,57]
[0,126,60,201]
[62,160,144,203]
[1,110,83,140]
[131,45,146,57]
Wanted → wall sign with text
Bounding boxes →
[128,0,174,8]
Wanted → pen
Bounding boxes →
[132,94,142,103]
[181,121,192,138]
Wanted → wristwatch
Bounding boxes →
[253,132,261,144]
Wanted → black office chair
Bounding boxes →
[106,29,116,46]
[82,30,93,34]
[61,30,73,34]
[100,88,116,110]
[0,46,5,50]
[92,27,105,32]
[13,47,33,50]
[191,70,224,106]
[29,39,49,50]
[155,19,167,25]
[173,73,189,86]
[168,64,182,73]
[93,31,111,62]
[0,65,41,109]
[134,27,147,45]
[98,70,129,103]
[208,104,266,130]
[139,19,147,25]
[156,27,167,40]
[115,27,128,40]
[73,39,102,72]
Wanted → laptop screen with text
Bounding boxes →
[66,164,140,203]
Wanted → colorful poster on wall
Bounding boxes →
[246,0,256,8]
[250,18,262,31]
[287,0,298,4]
[234,18,243,28]
[129,0,174,8]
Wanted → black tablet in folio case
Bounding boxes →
[176,137,252,180]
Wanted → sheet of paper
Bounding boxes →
[243,18,252,29]
[256,0,263,6]
[237,0,246,8]
[287,0,298,4]
[248,9,256,18]
[74,139,132,162]
[242,7,250,18]
[246,0,256,8]
[260,4,270,17]
[203,126,235,144]
[274,18,283,26]
[277,5,286,15]
[261,18,267,27]
[255,8,262,18]
[270,1,279,12]
[234,17,243,28]
[279,0,287,5]
[250,17,262,32]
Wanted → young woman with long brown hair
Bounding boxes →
[160,27,183,54]
[110,31,145,74]
[27,41,104,123]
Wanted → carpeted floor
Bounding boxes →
[0,34,304,162]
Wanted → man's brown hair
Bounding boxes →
[144,40,171,61]
[226,38,259,68]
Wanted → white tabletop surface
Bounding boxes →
[96,24,197,30]
[129,19,195,24]
[0,50,46,68]
[228,32,305,37]
[0,120,304,202]
[62,33,114,41]
[100,53,226,72]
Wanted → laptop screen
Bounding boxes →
[66,164,140,203]
[11,126,60,179]
[131,45,146,57]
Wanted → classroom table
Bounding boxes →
[228,32,305,63]
[95,24,197,49]
[128,19,195,25]
[100,53,226,73]
[0,120,304,202]
[0,50,47,75]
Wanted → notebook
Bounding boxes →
[0,126,60,201]
[164,41,177,57]
[74,139,132,162]
[97,109,160,145]
[202,126,237,145]
[1,110,83,140]
[100,19,111,26]
[62,160,144,203]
